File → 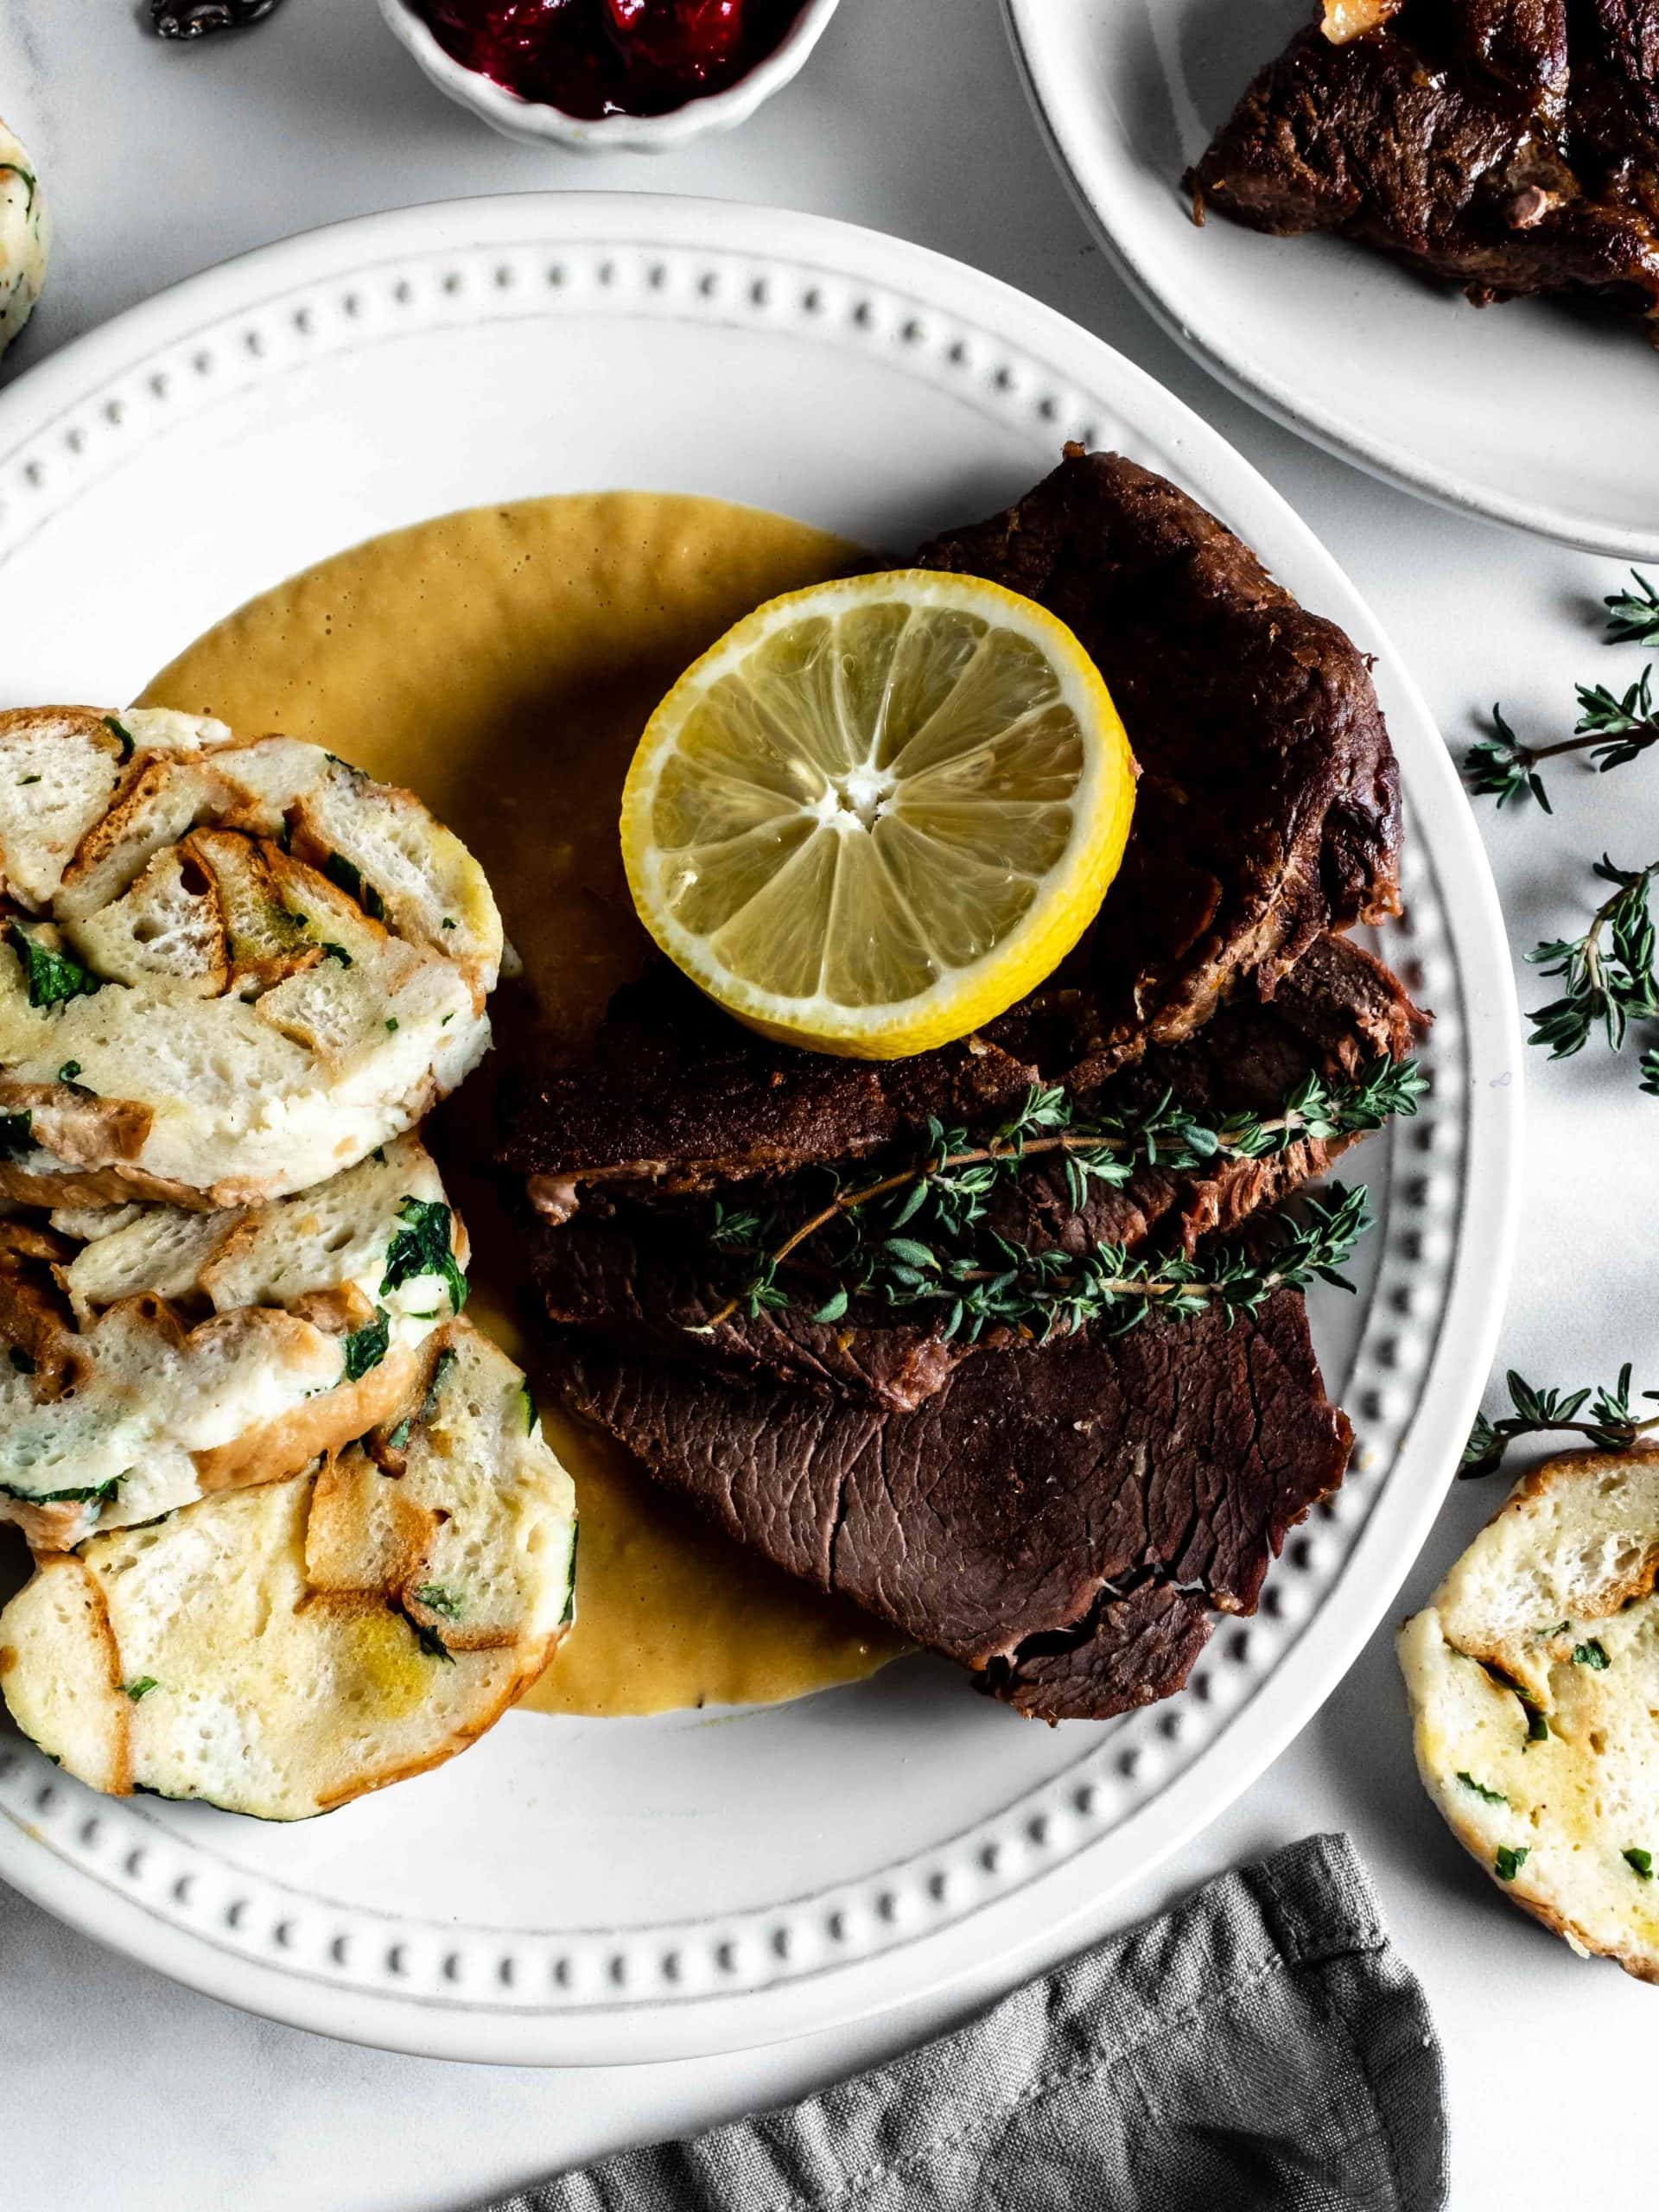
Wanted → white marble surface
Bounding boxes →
[0,1,1652,2204]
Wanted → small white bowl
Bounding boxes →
[378,0,842,151]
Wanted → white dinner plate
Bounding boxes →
[1004,0,1659,559]
[0,192,1520,2065]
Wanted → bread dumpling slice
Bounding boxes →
[1398,1447,1659,1984]
[0,1322,577,1820]
[0,707,502,1207]
[0,1134,467,1548]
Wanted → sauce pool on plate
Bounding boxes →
[141,491,909,1719]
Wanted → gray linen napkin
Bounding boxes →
[488,1832,1446,2212]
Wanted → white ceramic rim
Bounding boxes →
[0,193,1522,2063]
[1001,0,1659,561]
[377,0,842,150]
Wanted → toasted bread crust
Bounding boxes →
[192,1341,419,1495]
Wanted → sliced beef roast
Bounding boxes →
[525,930,1424,1413]
[499,449,1404,1202]
[556,1289,1354,1723]
[1187,0,1659,337]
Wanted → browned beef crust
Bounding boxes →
[1188,0,1659,333]
[556,1289,1354,1724]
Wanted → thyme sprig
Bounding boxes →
[1465,677,1659,811]
[1462,1364,1659,1478]
[1527,856,1659,1058]
[1462,568,1659,806]
[1605,569,1659,645]
[716,1178,1371,1345]
[702,1058,1416,1342]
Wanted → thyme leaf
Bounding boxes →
[1463,570,1659,806]
[0,162,38,219]
[340,1306,391,1382]
[1457,1771,1508,1805]
[1605,569,1659,645]
[380,1198,467,1315]
[714,1179,1372,1348]
[410,1618,454,1664]
[324,849,385,922]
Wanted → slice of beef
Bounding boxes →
[499,450,1404,1200]
[527,1206,970,1411]
[553,1288,1354,1723]
[918,449,1402,1085]
[1187,1,1659,336]
[523,928,1423,1412]
[501,960,1040,1208]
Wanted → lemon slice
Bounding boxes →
[620,569,1137,1059]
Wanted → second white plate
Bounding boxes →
[1006,0,1659,559]
[0,191,1519,2065]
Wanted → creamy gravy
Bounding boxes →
[141,491,908,1716]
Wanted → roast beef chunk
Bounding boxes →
[499,961,1040,1197]
[918,450,1402,1084]
[555,1289,1353,1722]
[1188,0,1659,334]
[1268,931,1423,1068]
[1001,930,1422,1259]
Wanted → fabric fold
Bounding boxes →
[482,1832,1446,2212]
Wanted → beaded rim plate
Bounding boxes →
[0,194,1520,2066]
[1005,0,1659,561]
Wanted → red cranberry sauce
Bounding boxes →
[415,0,810,120]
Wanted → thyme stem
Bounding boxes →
[703,1058,1421,1339]
[724,1114,1330,1309]
[1519,726,1657,766]
[1463,1364,1659,1478]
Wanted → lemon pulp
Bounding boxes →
[620,569,1137,1059]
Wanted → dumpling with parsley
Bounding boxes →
[0,1135,469,1549]
[0,707,501,1208]
[0,120,48,359]
[0,1321,578,1820]
[1399,1446,1659,1982]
